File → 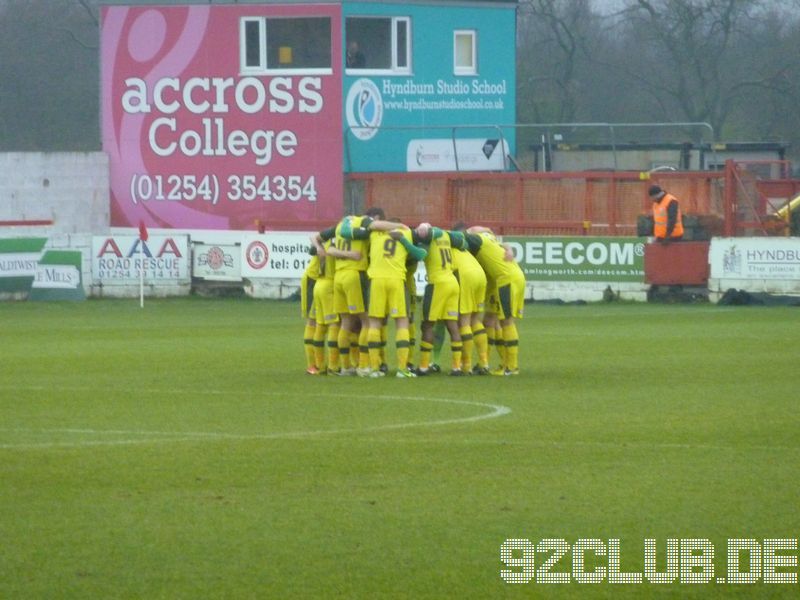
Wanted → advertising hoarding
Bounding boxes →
[710,238,800,281]
[192,244,241,281]
[92,235,191,284]
[241,233,314,279]
[101,4,343,231]
[29,251,86,301]
[504,237,647,282]
[235,234,646,286]
[342,2,516,173]
[406,138,509,172]
[0,238,47,292]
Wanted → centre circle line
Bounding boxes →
[0,389,512,450]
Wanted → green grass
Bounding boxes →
[1,298,799,598]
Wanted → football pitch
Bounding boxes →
[1,298,798,598]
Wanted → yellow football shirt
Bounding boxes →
[367,229,411,280]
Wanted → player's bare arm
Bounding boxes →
[310,234,326,258]
[369,220,410,232]
[327,247,362,261]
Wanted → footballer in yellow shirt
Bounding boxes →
[365,226,427,377]
[464,226,525,376]
[414,224,464,376]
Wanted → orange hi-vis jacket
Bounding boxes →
[653,193,684,239]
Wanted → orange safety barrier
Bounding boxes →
[348,170,720,235]
[347,160,800,237]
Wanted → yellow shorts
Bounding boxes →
[300,274,316,319]
[457,268,487,315]
[421,276,459,321]
[312,278,338,325]
[485,279,499,315]
[333,269,369,315]
[495,272,525,320]
[368,278,407,319]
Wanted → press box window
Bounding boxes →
[454,30,476,75]
[240,16,331,74]
[345,16,411,73]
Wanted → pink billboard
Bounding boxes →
[101,4,343,231]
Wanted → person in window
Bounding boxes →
[346,40,366,68]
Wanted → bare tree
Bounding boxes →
[608,0,797,139]
[0,0,99,150]
[517,0,599,124]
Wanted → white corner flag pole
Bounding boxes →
[140,247,145,309]
[138,221,148,309]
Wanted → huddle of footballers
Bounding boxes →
[302,208,525,377]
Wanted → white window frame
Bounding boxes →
[239,16,333,76]
[392,17,411,74]
[345,16,412,76]
[240,17,266,74]
[453,29,477,76]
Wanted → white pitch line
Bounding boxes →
[0,437,206,450]
[0,428,236,438]
[0,392,512,451]
[360,437,800,454]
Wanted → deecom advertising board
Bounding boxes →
[101,4,343,231]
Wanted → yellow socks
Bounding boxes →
[338,327,352,369]
[304,322,316,368]
[450,341,463,372]
[327,324,340,372]
[473,323,489,367]
[418,340,433,370]
[459,325,473,371]
[313,324,328,370]
[396,327,410,369]
[367,327,382,371]
[502,323,519,371]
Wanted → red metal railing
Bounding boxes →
[347,160,799,237]
[0,220,54,227]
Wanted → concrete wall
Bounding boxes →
[530,281,648,303]
[552,149,683,172]
[549,148,785,173]
[0,153,109,292]
[0,152,110,234]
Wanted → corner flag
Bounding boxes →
[138,221,148,307]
